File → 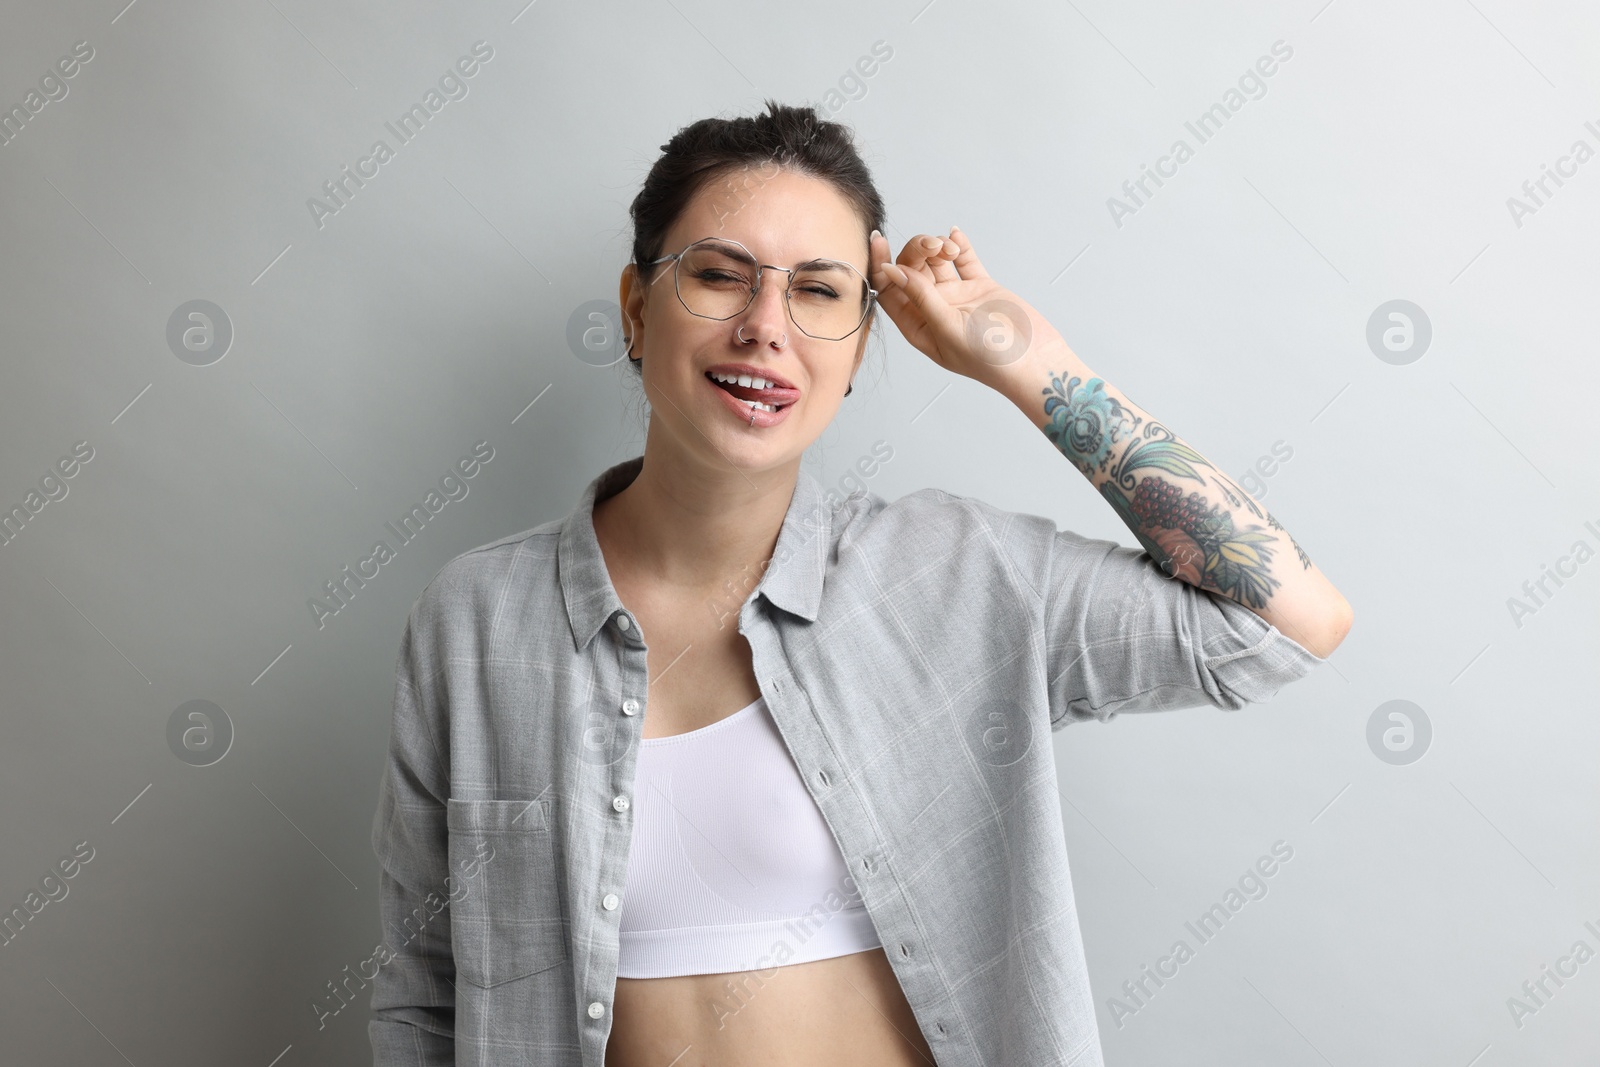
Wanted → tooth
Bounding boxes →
[737,375,753,387]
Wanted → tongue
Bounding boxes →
[712,378,799,406]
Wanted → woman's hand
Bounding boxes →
[868,226,1068,386]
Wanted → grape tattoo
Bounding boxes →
[1041,373,1289,608]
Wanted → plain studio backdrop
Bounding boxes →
[2,0,1598,1063]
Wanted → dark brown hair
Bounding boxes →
[625,100,887,373]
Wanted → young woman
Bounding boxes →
[369,101,1352,1067]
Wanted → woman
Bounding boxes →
[369,101,1352,1067]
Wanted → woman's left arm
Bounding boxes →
[870,226,1353,659]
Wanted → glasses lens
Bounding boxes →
[788,261,871,340]
[677,240,759,320]
[676,240,871,339]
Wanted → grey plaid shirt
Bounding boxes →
[369,453,1326,1066]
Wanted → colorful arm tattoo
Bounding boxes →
[1040,372,1308,609]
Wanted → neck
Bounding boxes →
[593,451,798,594]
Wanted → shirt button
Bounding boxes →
[587,1000,606,1019]
[622,699,640,716]
[616,614,633,632]
[612,795,630,813]
[602,893,620,911]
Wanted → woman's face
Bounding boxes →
[620,167,872,474]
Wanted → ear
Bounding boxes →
[619,263,647,356]
[849,311,873,377]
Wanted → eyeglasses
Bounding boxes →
[644,237,878,341]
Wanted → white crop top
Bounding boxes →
[616,695,882,978]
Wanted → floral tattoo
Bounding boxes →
[1041,373,1298,608]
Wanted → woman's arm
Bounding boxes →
[868,226,1352,659]
[992,334,1352,658]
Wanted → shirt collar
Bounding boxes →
[558,454,830,652]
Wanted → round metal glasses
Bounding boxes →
[644,237,878,341]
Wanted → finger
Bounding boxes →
[867,229,896,292]
[881,259,963,344]
[925,231,962,285]
[894,233,948,280]
[946,225,990,281]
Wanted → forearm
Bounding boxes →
[991,336,1352,658]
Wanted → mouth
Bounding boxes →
[703,367,802,414]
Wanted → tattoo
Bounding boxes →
[1267,511,1313,570]
[1041,373,1292,608]
[1041,373,1141,477]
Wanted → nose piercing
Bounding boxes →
[737,325,786,348]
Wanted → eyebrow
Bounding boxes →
[710,243,855,272]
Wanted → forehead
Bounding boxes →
[670,167,865,267]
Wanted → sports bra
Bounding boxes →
[616,695,882,978]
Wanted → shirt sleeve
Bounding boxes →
[368,605,457,1064]
[1008,512,1328,730]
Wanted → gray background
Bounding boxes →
[2,0,1596,1063]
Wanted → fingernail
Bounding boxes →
[870,229,881,241]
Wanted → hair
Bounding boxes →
[624,99,887,378]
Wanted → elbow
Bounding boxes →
[1307,597,1353,659]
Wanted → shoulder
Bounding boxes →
[833,483,1107,600]
[404,518,563,653]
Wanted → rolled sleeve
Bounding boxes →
[1009,515,1327,729]
[369,609,457,1064]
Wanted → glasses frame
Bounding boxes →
[644,236,879,341]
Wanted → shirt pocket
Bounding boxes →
[445,797,569,988]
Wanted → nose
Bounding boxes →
[740,267,791,345]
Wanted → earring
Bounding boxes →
[845,381,853,397]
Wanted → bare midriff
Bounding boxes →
[604,947,937,1067]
